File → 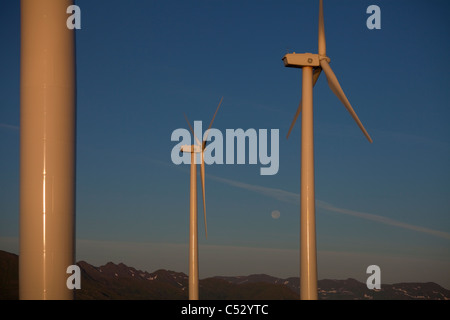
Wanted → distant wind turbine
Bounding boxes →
[181,97,223,300]
[282,0,372,300]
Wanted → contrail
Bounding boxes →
[209,174,450,240]
[316,200,450,240]
[0,123,19,130]
[209,174,299,205]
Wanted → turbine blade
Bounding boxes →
[286,100,302,140]
[313,67,322,87]
[287,67,322,139]
[200,152,207,238]
[184,113,202,146]
[320,60,373,143]
[203,96,224,149]
[318,0,326,56]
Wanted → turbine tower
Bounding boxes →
[181,97,223,300]
[282,0,372,300]
[20,0,76,300]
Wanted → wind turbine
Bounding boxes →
[282,0,372,300]
[181,97,223,300]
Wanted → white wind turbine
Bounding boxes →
[181,97,223,300]
[282,0,372,300]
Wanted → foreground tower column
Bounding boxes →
[20,0,76,299]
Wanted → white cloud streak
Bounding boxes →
[209,174,299,205]
[0,123,19,131]
[209,174,450,240]
[316,200,450,240]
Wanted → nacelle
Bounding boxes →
[282,53,320,68]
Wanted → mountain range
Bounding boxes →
[1,250,449,300]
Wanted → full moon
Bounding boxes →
[271,210,280,219]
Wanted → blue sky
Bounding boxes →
[1,0,450,289]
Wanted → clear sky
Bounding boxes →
[1,0,450,289]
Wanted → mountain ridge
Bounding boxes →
[1,250,449,300]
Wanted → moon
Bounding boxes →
[271,210,281,219]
